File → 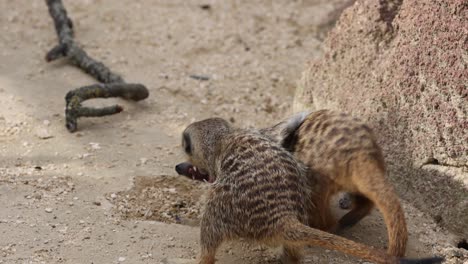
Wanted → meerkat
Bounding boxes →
[259,109,409,257]
[175,118,442,264]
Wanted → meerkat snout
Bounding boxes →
[175,162,192,176]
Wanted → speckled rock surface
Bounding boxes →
[294,0,468,237]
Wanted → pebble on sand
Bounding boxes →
[35,128,53,139]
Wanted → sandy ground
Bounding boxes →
[0,1,466,263]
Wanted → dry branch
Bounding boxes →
[45,0,149,132]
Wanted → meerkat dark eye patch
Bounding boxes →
[183,132,192,154]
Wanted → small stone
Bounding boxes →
[45,208,53,213]
[110,193,117,199]
[35,128,53,139]
[89,142,101,150]
[139,158,148,165]
[80,153,91,159]
[200,4,211,10]
[118,257,126,262]
[93,201,101,206]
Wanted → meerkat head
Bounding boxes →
[175,118,232,183]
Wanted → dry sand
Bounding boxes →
[0,1,466,263]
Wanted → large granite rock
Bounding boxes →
[294,0,467,237]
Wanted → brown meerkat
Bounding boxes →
[259,109,408,257]
[175,118,442,264]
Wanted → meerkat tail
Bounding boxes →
[399,258,446,264]
[362,184,408,257]
[281,219,443,264]
[281,219,396,264]
[350,158,408,257]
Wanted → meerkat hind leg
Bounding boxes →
[337,194,374,232]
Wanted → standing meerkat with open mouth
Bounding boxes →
[259,109,409,257]
[175,118,442,264]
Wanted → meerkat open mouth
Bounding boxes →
[175,162,214,183]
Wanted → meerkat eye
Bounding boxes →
[183,133,192,155]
